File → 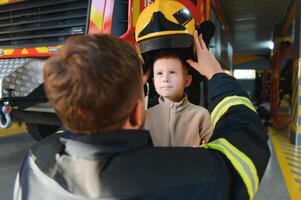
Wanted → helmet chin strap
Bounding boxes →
[144,82,150,110]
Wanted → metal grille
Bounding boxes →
[0,0,89,48]
[112,0,129,37]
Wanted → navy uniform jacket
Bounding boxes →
[13,73,270,200]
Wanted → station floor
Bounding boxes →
[0,124,301,199]
[255,127,301,200]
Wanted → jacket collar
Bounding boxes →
[158,94,189,112]
[60,129,153,159]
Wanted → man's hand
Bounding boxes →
[187,31,223,80]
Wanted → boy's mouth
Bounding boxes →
[161,86,172,89]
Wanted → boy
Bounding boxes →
[144,50,213,147]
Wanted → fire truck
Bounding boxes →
[0,0,230,140]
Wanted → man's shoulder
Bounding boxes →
[110,146,230,192]
[121,146,224,172]
[30,133,62,153]
[20,136,231,199]
[29,133,63,173]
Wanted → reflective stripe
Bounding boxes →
[211,96,256,128]
[203,138,259,200]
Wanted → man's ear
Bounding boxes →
[129,99,144,129]
[185,75,192,87]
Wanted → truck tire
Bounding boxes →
[26,123,60,141]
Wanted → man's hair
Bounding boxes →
[152,49,189,75]
[43,34,143,134]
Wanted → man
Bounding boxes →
[13,33,270,200]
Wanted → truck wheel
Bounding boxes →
[26,123,60,141]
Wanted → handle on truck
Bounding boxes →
[0,103,11,129]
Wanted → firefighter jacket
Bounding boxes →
[13,73,270,200]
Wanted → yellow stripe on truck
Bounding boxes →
[3,49,14,56]
[36,47,49,53]
[90,2,103,32]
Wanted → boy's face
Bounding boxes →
[153,57,191,102]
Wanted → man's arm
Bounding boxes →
[207,72,270,187]
[187,31,270,200]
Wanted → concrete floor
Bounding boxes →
[255,140,290,200]
[0,133,35,200]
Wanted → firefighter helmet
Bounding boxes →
[135,0,195,54]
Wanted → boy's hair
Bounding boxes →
[142,46,194,75]
[43,34,143,134]
[152,49,190,75]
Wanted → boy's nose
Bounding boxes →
[163,74,169,82]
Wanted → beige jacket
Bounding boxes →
[144,95,213,147]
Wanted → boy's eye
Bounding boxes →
[170,71,176,74]
[156,72,163,75]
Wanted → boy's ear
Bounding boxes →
[185,75,192,87]
[143,68,151,85]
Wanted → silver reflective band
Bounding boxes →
[211,96,256,128]
[203,138,259,200]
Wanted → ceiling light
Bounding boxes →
[267,41,274,50]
